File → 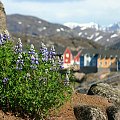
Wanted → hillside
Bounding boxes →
[7,14,102,52]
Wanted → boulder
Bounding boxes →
[87,83,120,108]
[106,106,120,120]
[0,1,7,32]
[74,72,85,82]
[74,105,107,120]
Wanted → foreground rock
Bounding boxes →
[74,72,85,83]
[87,83,120,108]
[0,1,7,32]
[106,106,120,120]
[74,105,107,120]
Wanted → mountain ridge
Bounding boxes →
[7,14,120,50]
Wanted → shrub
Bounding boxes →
[0,33,72,119]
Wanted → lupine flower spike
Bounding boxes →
[29,44,39,69]
[3,77,9,85]
[16,53,24,70]
[15,38,23,53]
[40,42,48,62]
[28,44,35,55]
[0,30,10,45]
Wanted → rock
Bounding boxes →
[87,83,120,108]
[74,105,107,120]
[74,72,85,82]
[106,106,120,120]
[0,1,7,32]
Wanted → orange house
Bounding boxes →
[98,57,117,68]
[97,49,120,71]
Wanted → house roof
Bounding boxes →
[80,48,120,59]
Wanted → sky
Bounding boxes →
[1,0,120,26]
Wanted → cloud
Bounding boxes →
[1,0,120,25]
[9,0,84,3]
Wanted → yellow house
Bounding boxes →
[98,57,117,68]
[97,49,119,71]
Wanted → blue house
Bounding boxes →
[80,49,98,73]
[80,49,120,73]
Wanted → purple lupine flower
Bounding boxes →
[40,42,48,62]
[3,77,9,84]
[16,53,24,70]
[49,45,56,61]
[29,45,39,69]
[28,44,35,55]
[15,38,23,53]
[57,56,64,69]
[0,30,10,45]
[0,34,3,45]
[49,45,60,70]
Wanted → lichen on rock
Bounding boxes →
[0,1,7,32]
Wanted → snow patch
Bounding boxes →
[95,32,100,37]
[78,32,82,36]
[56,29,61,32]
[38,28,43,32]
[38,21,42,24]
[18,21,22,25]
[43,27,46,30]
[94,36,103,41]
[106,39,109,42]
[60,28,64,31]
[85,32,87,35]
[110,34,118,38]
[81,27,87,30]
[64,22,100,30]
[87,35,94,40]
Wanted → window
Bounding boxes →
[66,53,69,58]
[86,60,89,66]
[92,60,96,66]
[65,59,68,62]
[105,61,107,65]
[99,62,102,66]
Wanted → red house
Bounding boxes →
[63,48,73,68]
[74,51,81,64]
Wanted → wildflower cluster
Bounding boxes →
[0,30,10,45]
[0,35,72,119]
[15,38,22,53]
[29,44,39,69]
[40,42,49,62]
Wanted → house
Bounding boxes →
[80,49,98,73]
[73,51,81,65]
[63,48,73,68]
[63,48,81,69]
[79,49,120,73]
[97,49,120,72]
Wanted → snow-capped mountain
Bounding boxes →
[64,22,101,30]
[106,22,120,32]
[64,22,120,48]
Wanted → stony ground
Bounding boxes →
[0,92,113,120]
[48,92,112,120]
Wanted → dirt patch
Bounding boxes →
[0,110,25,120]
[48,92,113,120]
